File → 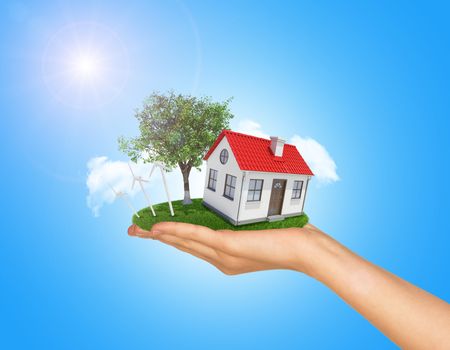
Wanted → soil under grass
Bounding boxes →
[133,198,309,231]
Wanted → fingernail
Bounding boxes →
[128,225,137,236]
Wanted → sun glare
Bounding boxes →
[71,53,100,80]
[42,22,129,109]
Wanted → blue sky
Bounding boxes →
[1,1,450,349]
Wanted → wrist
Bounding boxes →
[291,227,347,281]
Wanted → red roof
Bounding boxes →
[204,130,314,176]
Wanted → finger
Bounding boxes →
[159,235,276,275]
[155,235,234,273]
[161,238,218,266]
[157,232,282,273]
[129,224,224,268]
[131,223,228,263]
[128,224,143,237]
[153,222,284,265]
[156,233,220,261]
[151,222,226,249]
[128,224,155,238]
[132,224,281,274]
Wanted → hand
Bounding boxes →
[128,222,326,276]
[127,221,450,349]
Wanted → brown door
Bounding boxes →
[268,179,287,216]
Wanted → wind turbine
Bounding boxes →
[150,162,174,216]
[107,183,140,218]
[128,163,156,216]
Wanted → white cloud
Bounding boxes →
[86,157,154,216]
[237,120,270,139]
[237,119,339,184]
[290,135,339,184]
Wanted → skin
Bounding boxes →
[128,222,450,349]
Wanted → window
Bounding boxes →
[292,180,303,199]
[247,179,264,202]
[208,169,218,191]
[220,149,229,164]
[223,174,237,200]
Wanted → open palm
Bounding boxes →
[128,222,322,276]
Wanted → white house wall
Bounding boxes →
[237,171,310,223]
[203,136,243,222]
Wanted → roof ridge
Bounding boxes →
[224,129,270,141]
[226,129,295,146]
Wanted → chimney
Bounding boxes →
[270,136,285,157]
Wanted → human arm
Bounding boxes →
[128,222,450,349]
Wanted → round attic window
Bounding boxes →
[220,149,229,164]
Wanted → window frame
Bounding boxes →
[220,149,229,164]
[292,180,303,199]
[207,168,218,191]
[223,174,237,200]
[247,179,264,202]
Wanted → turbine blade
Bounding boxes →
[149,164,156,178]
[128,162,135,177]
[107,183,118,195]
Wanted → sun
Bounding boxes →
[42,22,130,109]
[71,53,100,81]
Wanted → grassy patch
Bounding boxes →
[133,198,309,231]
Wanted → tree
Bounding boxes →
[119,91,234,205]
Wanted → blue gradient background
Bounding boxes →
[1,1,449,349]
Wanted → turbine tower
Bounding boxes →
[150,162,174,216]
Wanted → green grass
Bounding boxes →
[133,198,309,231]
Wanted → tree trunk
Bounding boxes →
[180,163,192,205]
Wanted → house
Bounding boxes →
[202,130,314,225]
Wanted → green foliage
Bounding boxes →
[132,199,309,231]
[118,91,234,170]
